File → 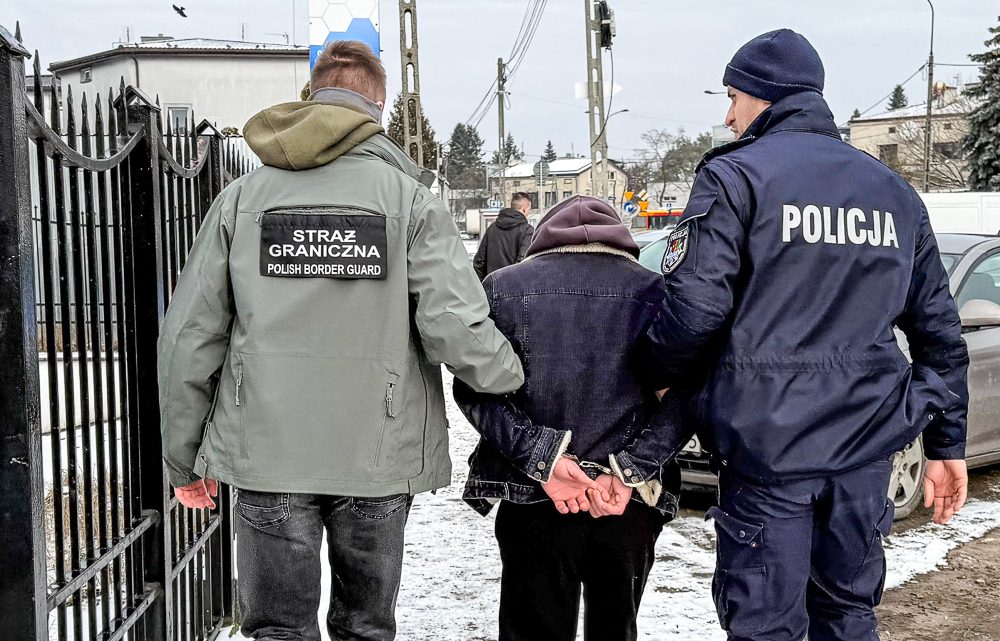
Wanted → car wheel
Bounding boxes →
[888,437,926,521]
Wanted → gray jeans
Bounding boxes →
[236,490,413,641]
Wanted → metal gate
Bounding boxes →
[0,23,253,641]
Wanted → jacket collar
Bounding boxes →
[697,91,840,172]
[525,242,638,263]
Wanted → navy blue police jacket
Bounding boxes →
[648,91,970,483]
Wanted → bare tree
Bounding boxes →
[889,97,974,191]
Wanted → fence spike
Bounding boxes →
[95,99,106,159]
[116,81,129,133]
[48,76,60,134]
[81,93,92,157]
[15,21,22,43]
[107,90,120,153]
[65,85,76,148]
[31,54,44,114]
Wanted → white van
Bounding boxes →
[921,192,1000,235]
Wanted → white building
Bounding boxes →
[491,157,629,213]
[49,36,309,134]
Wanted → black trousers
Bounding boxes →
[494,499,664,641]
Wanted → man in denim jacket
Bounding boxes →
[455,196,691,641]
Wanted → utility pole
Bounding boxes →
[497,57,507,202]
[923,0,935,192]
[399,0,424,167]
[584,0,610,201]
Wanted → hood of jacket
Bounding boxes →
[527,195,639,258]
[494,208,529,230]
[244,101,384,171]
[697,91,840,172]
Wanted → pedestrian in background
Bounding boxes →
[473,191,535,279]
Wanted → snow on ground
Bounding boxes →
[222,370,1000,640]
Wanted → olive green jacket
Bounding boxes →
[157,100,524,495]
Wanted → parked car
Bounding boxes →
[639,233,1000,520]
[633,229,672,251]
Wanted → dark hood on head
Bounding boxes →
[494,208,529,229]
[527,196,639,258]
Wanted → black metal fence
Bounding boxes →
[1,23,253,641]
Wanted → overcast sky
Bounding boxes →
[3,0,996,161]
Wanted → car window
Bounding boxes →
[940,253,959,274]
[638,237,668,272]
[956,251,1000,310]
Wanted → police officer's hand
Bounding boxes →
[587,474,632,519]
[923,459,968,525]
[542,457,600,514]
[175,478,219,510]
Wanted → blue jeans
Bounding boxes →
[236,490,413,641]
[710,458,895,641]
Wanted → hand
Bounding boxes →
[175,478,219,510]
[923,459,968,525]
[542,457,599,514]
[587,474,633,518]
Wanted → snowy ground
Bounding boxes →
[225,371,1000,641]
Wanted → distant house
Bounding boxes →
[490,156,629,213]
[49,36,309,134]
[849,86,981,192]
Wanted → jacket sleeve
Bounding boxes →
[646,164,747,387]
[157,188,237,488]
[473,228,488,280]
[896,198,970,460]
[453,379,570,483]
[516,224,534,263]
[408,192,524,394]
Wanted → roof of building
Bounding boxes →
[50,38,308,71]
[501,157,625,179]
[851,95,980,123]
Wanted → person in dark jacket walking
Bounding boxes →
[473,192,534,279]
[647,30,970,641]
[456,196,691,641]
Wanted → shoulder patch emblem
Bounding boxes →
[661,225,690,275]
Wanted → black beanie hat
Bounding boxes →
[723,29,825,103]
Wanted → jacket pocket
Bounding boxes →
[372,373,401,468]
[707,507,768,636]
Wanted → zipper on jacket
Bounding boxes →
[235,364,244,407]
[257,204,385,222]
[373,381,397,467]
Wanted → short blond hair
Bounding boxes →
[310,41,386,104]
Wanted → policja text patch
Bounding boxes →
[259,211,388,279]
[662,225,690,275]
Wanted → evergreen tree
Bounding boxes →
[888,84,908,111]
[447,123,486,190]
[965,15,1000,190]
[542,140,558,162]
[491,133,522,166]
[386,92,439,169]
[851,108,861,120]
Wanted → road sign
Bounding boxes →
[487,199,503,210]
[623,201,638,216]
[309,0,380,68]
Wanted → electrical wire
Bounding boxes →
[591,45,615,147]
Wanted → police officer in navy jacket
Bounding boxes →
[647,30,971,641]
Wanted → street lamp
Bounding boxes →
[923,0,935,192]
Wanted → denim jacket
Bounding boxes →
[454,244,693,520]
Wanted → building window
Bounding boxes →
[562,191,573,199]
[544,192,557,208]
[609,171,616,180]
[564,179,573,185]
[944,123,953,131]
[933,142,961,159]
[887,126,896,134]
[513,180,521,187]
[878,144,899,165]
[80,67,92,83]
[528,192,539,209]
[167,106,190,135]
